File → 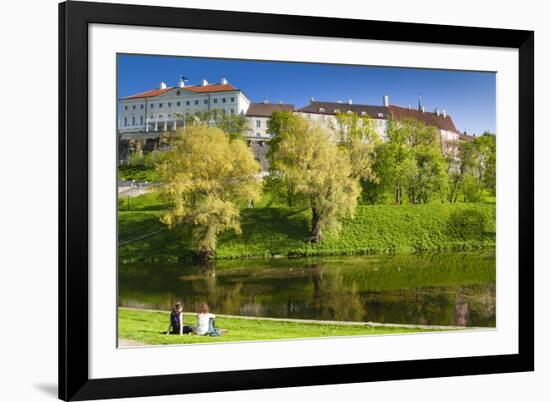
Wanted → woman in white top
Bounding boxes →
[194,303,226,336]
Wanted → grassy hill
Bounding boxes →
[118,192,495,263]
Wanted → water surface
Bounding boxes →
[119,251,495,327]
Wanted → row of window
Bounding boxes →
[123,97,236,111]
[122,109,236,126]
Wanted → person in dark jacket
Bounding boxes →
[166,302,193,335]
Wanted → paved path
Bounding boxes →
[118,338,147,348]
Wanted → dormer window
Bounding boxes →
[377,112,384,118]
[176,90,180,95]
[318,107,325,112]
[333,109,340,113]
[361,111,367,116]
[347,110,353,114]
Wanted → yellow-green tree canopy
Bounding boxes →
[273,117,360,243]
[157,126,262,258]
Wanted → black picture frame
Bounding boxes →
[59,1,534,400]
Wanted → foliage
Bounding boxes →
[118,308,429,346]
[118,164,159,182]
[448,132,496,202]
[447,208,489,239]
[156,126,262,258]
[270,116,360,242]
[334,111,381,181]
[181,109,249,140]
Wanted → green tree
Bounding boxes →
[266,111,306,206]
[448,132,496,203]
[272,117,360,242]
[334,111,381,181]
[157,126,262,259]
[181,109,248,140]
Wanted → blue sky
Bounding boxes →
[118,54,496,135]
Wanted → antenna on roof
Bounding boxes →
[418,96,423,111]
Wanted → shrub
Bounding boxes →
[447,208,488,239]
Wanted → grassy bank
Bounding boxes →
[118,192,495,262]
[118,307,433,345]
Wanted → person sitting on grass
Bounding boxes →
[194,303,227,337]
[166,302,193,335]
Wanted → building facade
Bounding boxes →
[118,78,250,134]
[118,79,471,157]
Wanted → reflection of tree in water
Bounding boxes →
[310,264,366,322]
[119,252,496,326]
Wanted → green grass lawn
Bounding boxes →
[118,165,159,182]
[118,191,496,262]
[118,308,433,345]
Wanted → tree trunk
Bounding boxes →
[310,207,323,243]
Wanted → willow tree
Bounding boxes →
[157,126,262,259]
[273,117,360,243]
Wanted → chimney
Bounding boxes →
[337,100,343,104]
[178,79,185,88]
[435,108,440,116]
[310,96,316,103]
[279,100,283,104]
[201,79,208,86]
[421,106,425,113]
[159,82,167,89]
[408,104,411,110]
[383,95,389,107]
[263,98,269,104]
[220,77,228,85]
[443,109,447,118]
[348,99,353,105]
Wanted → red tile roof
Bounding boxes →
[123,87,173,99]
[186,83,237,93]
[123,83,238,99]
[388,105,459,133]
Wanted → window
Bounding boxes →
[361,111,367,116]
[150,115,153,119]
[124,105,128,110]
[333,109,339,113]
[131,116,136,125]
[158,114,163,120]
[230,109,235,115]
[195,100,199,105]
[176,101,180,107]
[256,120,261,128]
[150,104,154,109]
[222,98,226,103]
[318,107,325,112]
[231,97,235,102]
[176,90,180,95]
[213,98,218,104]
[123,117,127,126]
[132,105,136,110]
[140,116,144,125]
[186,101,190,106]
[256,132,261,137]
[159,103,163,108]
[377,112,384,118]
[140,104,144,109]
[204,99,208,104]
[168,114,171,118]
[168,102,171,107]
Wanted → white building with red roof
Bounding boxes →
[118,77,250,133]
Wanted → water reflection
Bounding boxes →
[119,252,496,327]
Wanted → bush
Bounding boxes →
[447,208,488,239]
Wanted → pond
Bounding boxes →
[119,251,496,327]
